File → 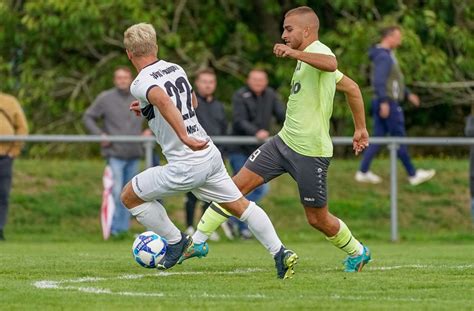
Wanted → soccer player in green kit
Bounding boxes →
[180,6,371,275]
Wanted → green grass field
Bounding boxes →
[1,241,473,310]
[1,158,473,310]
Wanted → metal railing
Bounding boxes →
[1,134,473,241]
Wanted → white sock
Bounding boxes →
[192,230,209,244]
[353,243,364,257]
[129,200,181,244]
[239,201,282,256]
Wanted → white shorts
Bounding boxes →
[131,148,242,203]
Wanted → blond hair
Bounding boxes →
[123,23,158,57]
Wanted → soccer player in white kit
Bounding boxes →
[120,23,298,279]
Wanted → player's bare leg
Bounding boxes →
[187,167,264,242]
[121,182,193,270]
[304,205,371,272]
[121,182,145,209]
[303,205,339,236]
[232,167,265,196]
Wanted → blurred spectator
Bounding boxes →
[355,26,435,186]
[0,92,28,241]
[184,68,226,241]
[228,68,285,239]
[83,67,143,237]
[465,115,474,221]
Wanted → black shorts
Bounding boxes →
[244,135,330,207]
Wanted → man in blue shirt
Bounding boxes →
[356,26,435,186]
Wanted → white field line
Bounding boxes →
[33,265,474,300]
[33,268,267,298]
[369,264,474,271]
[328,294,466,303]
[324,264,474,271]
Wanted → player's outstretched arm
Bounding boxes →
[147,86,209,151]
[273,43,337,72]
[336,75,369,155]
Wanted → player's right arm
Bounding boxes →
[273,44,337,72]
[147,86,209,151]
[336,74,369,155]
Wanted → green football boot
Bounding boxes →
[177,242,209,264]
[343,245,371,272]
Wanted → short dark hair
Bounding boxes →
[195,68,216,80]
[380,26,401,39]
[284,6,320,31]
[114,66,132,75]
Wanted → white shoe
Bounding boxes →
[185,226,195,236]
[408,169,436,186]
[209,231,220,242]
[355,171,382,184]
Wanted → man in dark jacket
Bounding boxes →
[228,69,285,238]
[83,67,144,237]
[183,68,227,241]
[355,26,435,186]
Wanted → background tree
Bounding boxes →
[0,0,472,157]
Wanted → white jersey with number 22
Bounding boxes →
[130,60,214,164]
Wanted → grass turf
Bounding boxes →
[6,158,472,241]
[1,158,473,309]
[1,240,473,310]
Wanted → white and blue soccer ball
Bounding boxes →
[132,231,168,268]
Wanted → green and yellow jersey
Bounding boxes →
[278,40,343,157]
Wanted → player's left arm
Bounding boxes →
[147,86,208,151]
[336,74,369,155]
[273,44,337,72]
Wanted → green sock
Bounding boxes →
[326,219,363,256]
[196,203,231,237]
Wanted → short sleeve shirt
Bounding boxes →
[130,60,213,163]
[278,40,343,157]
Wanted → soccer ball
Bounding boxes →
[132,231,168,268]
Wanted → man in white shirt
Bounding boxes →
[120,23,298,279]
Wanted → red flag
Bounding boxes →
[100,166,115,240]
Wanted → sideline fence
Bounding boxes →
[1,135,472,241]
